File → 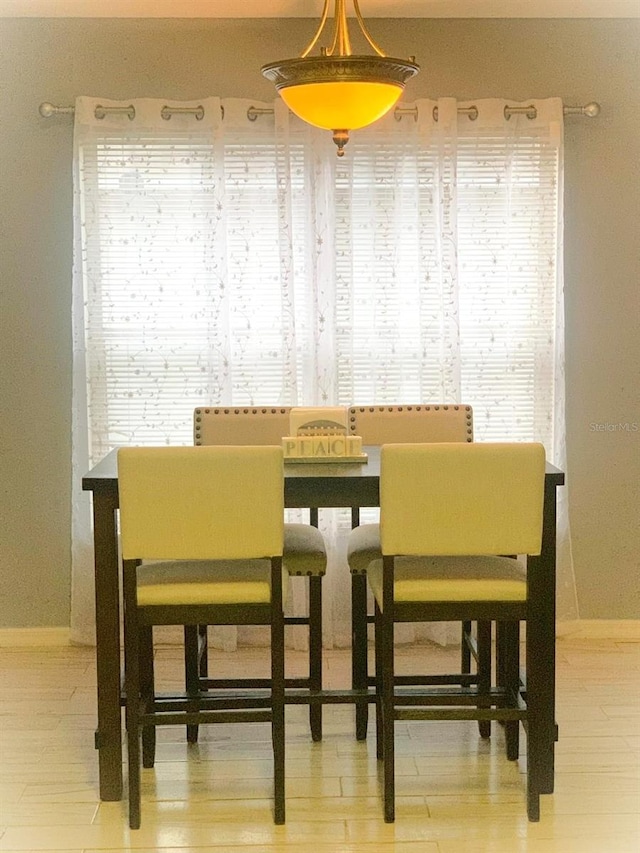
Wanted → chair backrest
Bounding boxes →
[348,405,473,445]
[194,407,291,446]
[118,446,284,561]
[380,442,545,557]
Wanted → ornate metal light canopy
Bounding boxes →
[261,0,419,156]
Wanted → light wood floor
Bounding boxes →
[1,637,639,852]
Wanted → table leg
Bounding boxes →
[352,573,369,740]
[531,480,559,794]
[92,492,124,801]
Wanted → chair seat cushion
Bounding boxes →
[136,559,289,606]
[347,523,381,575]
[283,523,326,576]
[367,555,526,607]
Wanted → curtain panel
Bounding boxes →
[71,95,577,647]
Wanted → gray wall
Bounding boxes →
[0,17,638,627]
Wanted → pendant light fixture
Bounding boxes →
[261,0,419,156]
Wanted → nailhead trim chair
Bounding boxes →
[347,404,474,446]
[351,442,547,822]
[119,446,289,828]
[191,406,326,742]
[346,405,484,740]
[194,407,293,447]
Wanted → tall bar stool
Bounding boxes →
[190,406,326,741]
[346,404,483,739]
[349,441,548,822]
[119,446,289,827]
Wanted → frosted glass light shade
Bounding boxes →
[280,80,403,131]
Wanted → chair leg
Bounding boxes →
[352,573,369,741]
[496,619,506,690]
[461,620,472,673]
[272,668,286,825]
[527,776,541,822]
[380,602,395,823]
[123,562,142,830]
[272,564,286,825]
[477,620,492,739]
[125,688,141,829]
[184,625,200,744]
[374,597,384,761]
[198,624,208,677]
[499,620,520,761]
[526,617,544,821]
[139,625,156,769]
[308,575,323,742]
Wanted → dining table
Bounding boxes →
[83,445,564,802]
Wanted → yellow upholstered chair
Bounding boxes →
[192,407,326,741]
[119,446,288,828]
[346,404,479,739]
[354,442,547,822]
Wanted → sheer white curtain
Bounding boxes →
[71,95,577,647]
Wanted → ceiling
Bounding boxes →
[2,0,638,17]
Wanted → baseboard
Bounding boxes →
[0,621,637,647]
[556,620,640,640]
[0,627,71,647]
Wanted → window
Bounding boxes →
[76,98,562,460]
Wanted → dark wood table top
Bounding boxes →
[83,445,563,509]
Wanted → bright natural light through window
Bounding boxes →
[76,100,561,463]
